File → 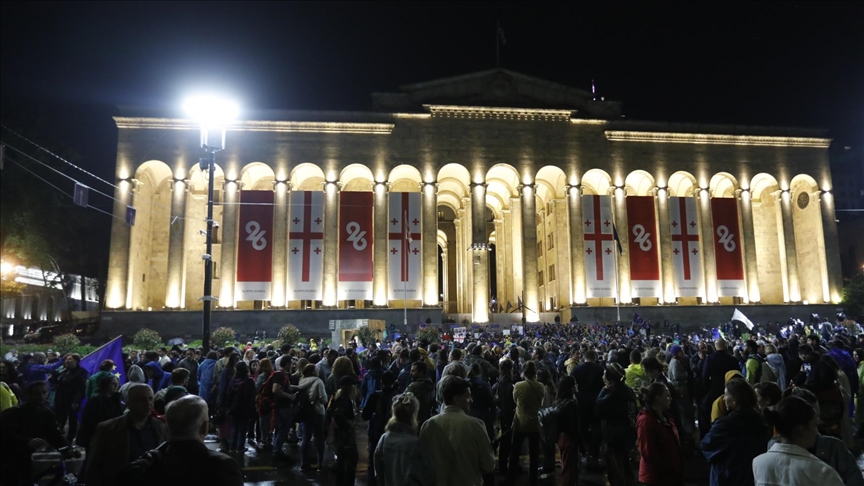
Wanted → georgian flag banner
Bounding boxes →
[388,192,421,300]
[669,197,703,297]
[287,191,324,301]
[582,195,617,298]
[338,192,374,300]
[711,197,746,297]
[235,190,274,301]
[626,196,661,297]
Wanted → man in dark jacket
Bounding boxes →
[54,353,89,443]
[570,350,605,459]
[405,361,436,426]
[118,394,242,486]
[699,338,740,437]
[362,371,398,486]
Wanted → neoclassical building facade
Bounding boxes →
[105,69,842,324]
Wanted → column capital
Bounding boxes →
[373,180,391,192]
[469,181,487,189]
[420,181,438,190]
[272,180,292,191]
[517,182,536,195]
[170,178,190,192]
[650,185,668,197]
[734,187,750,199]
[323,180,343,191]
[608,185,628,197]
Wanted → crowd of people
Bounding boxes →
[0,316,863,486]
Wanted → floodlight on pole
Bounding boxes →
[184,95,238,354]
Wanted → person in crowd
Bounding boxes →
[178,348,200,395]
[118,395,243,485]
[154,367,190,414]
[141,352,166,392]
[711,370,744,422]
[0,359,25,402]
[637,382,683,486]
[298,363,327,470]
[700,338,740,437]
[805,356,847,442]
[570,349,605,461]
[421,375,495,486]
[764,343,787,391]
[326,355,356,398]
[373,392,436,486]
[0,381,67,485]
[361,356,385,409]
[85,359,116,398]
[216,352,241,451]
[53,352,88,443]
[362,370,399,485]
[198,350,218,405]
[243,348,256,366]
[701,379,770,486]
[493,357,517,474]
[553,375,581,486]
[467,362,496,440]
[642,356,683,442]
[22,351,64,386]
[255,357,275,449]
[317,349,339,383]
[0,378,18,412]
[854,347,864,439]
[226,361,256,453]
[405,360,436,427]
[271,355,297,462]
[77,374,124,450]
[624,349,650,392]
[754,381,782,409]
[327,375,360,486]
[120,363,145,401]
[742,340,765,384]
[753,396,844,486]
[508,360,544,485]
[768,387,864,486]
[85,383,169,486]
[595,363,638,486]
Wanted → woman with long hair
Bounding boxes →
[255,357,275,449]
[636,383,683,486]
[753,396,844,486]
[701,379,770,486]
[373,393,436,486]
[326,356,357,398]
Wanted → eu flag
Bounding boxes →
[79,336,126,385]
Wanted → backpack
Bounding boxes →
[293,383,316,424]
[538,402,562,445]
[256,371,282,415]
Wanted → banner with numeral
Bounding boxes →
[626,196,661,297]
[711,197,745,297]
[236,190,274,301]
[338,192,373,300]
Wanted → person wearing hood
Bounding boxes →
[764,344,787,391]
[197,351,218,405]
[624,350,650,392]
[120,364,145,401]
[298,363,327,470]
[711,370,744,423]
[701,379,770,486]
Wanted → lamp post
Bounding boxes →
[184,96,238,353]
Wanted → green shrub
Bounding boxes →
[132,328,162,351]
[211,327,236,347]
[277,325,302,346]
[53,333,80,354]
[415,326,440,343]
[353,325,377,347]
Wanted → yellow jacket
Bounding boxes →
[0,382,19,413]
[711,370,744,423]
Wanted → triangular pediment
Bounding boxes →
[372,69,621,118]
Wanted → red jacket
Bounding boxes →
[637,408,683,486]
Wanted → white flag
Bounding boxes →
[732,308,755,330]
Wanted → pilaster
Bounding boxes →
[565,185,586,305]
[519,183,539,321]
[219,180,241,308]
[322,181,341,307]
[421,182,438,306]
[372,181,390,306]
[165,178,189,308]
[270,180,290,307]
[737,188,760,303]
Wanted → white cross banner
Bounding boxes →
[669,197,703,298]
[388,192,421,300]
[287,191,324,301]
[582,195,617,298]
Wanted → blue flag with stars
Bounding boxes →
[79,336,126,385]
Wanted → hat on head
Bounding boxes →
[669,345,682,356]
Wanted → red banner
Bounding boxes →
[711,197,746,297]
[338,192,373,300]
[626,196,661,297]
[236,190,274,301]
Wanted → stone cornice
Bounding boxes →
[423,105,573,122]
[113,117,394,134]
[604,130,830,148]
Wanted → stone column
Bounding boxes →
[612,186,631,304]
[493,216,505,312]
[469,183,488,323]
[565,185,586,305]
[372,181,390,306]
[440,247,449,312]
[519,183,540,321]
[697,188,718,303]
[454,212,464,313]
[737,189,760,303]
[421,182,439,306]
[552,198,571,311]
[322,181,341,307]
[270,180,290,307]
[509,197,524,306]
[165,178,189,308]
[499,209,513,307]
[777,190,801,302]
[655,187,674,304]
[106,179,136,309]
[219,180,240,308]
[818,190,843,303]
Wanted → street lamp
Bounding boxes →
[184,95,239,353]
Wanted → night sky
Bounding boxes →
[1,1,862,276]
